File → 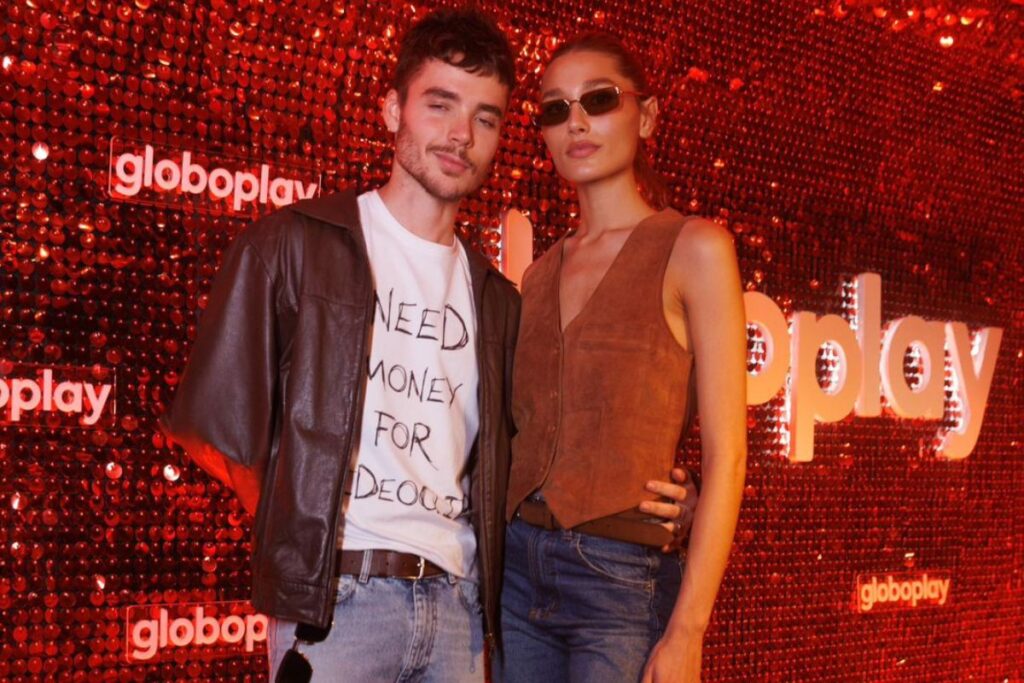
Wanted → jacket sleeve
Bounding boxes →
[160,231,280,515]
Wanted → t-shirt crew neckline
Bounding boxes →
[365,190,460,258]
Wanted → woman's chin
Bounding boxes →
[554,165,622,189]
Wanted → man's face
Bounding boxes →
[385,58,509,202]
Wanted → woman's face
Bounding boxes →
[538,50,656,189]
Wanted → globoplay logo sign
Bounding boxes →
[124,601,267,663]
[107,137,321,216]
[0,362,114,428]
[744,273,1001,462]
[855,572,952,613]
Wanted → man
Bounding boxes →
[163,9,693,681]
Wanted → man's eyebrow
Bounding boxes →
[478,103,505,119]
[540,78,617,100]
[424,86,504,119]
[423,87,460,101]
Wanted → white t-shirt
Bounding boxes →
[340,190,480,579]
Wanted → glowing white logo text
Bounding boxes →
[745,273,1001,462]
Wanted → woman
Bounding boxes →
[502,33,748,683]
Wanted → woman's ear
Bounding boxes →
[639,96,659,140]
[382,88,402,134]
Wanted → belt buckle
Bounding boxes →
[400,556,426,580]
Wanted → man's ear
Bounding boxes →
[639,96,659,140]
[382,88,402,134]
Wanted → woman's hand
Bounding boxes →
[641,626,703,683]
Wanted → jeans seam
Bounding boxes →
[573,536,651,587]
[421,582,439,677]
[648,554,659,635]
[526,523,542,618]
[456,579,482,615]
[546,529,563,618]
[397,580,429,681]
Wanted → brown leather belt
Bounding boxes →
[517,499,672,548]
[336,549,446,580]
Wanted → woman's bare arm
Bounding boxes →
[643,218,748,683]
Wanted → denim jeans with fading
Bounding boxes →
[267,571,484,683]
[500,518,683,683]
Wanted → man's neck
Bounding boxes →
[376,175,460,246]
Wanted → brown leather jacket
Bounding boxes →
[161,191,520,641]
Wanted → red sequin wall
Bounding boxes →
[1,0,1022,680]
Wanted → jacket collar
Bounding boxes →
[289,189,500,296]
[289,190,362,231]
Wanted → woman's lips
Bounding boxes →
[566,141,600,158]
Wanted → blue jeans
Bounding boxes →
[267,572,484,682]
[500,518,683,683]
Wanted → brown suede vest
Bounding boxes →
[507,209,696,528]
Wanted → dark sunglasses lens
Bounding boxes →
[580,87,621,115]
[276,649,313,683]
[538,100,570,126]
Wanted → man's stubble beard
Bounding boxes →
[394,124,485,202]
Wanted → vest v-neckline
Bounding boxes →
[556,212,660,335]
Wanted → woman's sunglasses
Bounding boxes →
[536,85,647,127]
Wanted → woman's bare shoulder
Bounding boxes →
[670,216,738,274]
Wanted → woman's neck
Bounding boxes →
[574,172,657,238]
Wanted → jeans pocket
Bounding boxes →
[334,575,357,606]
[574,533,653,587]
[456,578,482,615]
